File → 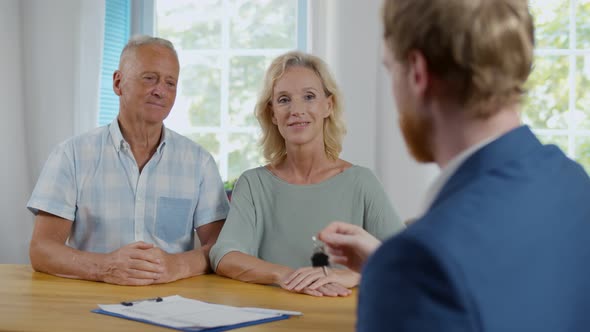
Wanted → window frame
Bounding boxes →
[145,0,309,180]
[528,0,590,162]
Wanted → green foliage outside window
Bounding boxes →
[157,0,300,180]
[524,0,590,174]
[224,178,237,191]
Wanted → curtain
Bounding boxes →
[0,0,106,263]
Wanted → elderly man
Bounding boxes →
[318,0,590,331]
[27,36,229,285]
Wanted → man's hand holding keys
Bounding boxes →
[317,221,382,273]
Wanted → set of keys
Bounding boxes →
[311,236,330,276]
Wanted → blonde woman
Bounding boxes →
[209,51,403,297]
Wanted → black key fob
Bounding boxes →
[311,251,329,267]
[311,236,330,267]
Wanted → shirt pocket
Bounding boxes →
[155,197,193,243]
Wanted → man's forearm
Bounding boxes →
[30,240,106,281]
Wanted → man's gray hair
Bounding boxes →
[119,35,178,67]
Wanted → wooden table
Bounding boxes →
[0,265,357,331]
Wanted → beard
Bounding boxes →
[398,106,435,163]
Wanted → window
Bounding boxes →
[156,0,308,181]
[525,0,590,173]
[98,0,131,126]
[97,0,307,181]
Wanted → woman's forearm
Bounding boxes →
[215,251,293,285]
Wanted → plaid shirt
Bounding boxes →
[27,119,229,254]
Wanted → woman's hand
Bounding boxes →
[280,267,358,297]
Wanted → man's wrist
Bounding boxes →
[174,249,208,279]
[92,253,109,282]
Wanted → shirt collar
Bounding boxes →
[418,133,502,217]
[108,118,126,152]
[157,126,168,153]
[108,117,168,154]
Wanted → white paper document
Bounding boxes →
[97,295,301,329]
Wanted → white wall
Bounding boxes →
[0,0,33,263]
[311,0,438,220]
[311,0,380,171]
[376,66,439,220]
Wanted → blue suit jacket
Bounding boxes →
[358,126,590,331]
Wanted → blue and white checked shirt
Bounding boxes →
[27,119,230,254]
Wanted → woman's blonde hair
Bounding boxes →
[382,0,535,117]
[255,51,346,165]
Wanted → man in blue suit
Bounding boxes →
[318,0,590,331]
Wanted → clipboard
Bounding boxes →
[92,295,296,332]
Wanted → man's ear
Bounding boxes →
[113,70,123,97]
[406,50,429,98]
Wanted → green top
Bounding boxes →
[210,165,404,270]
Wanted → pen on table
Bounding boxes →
[121,296,163,306]
[241,307,303,316]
